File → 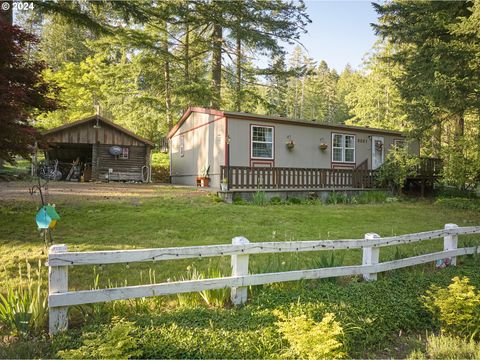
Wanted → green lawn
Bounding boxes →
[1,193,479,290]
[1,190,480,358]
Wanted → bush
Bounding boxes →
[435,197,480,212]
[274,310,345,359]
[422,277,480,339]
[286,197,302,205]
[270,196,283,205]
[150,165,170,183]
[376,146,419,194]
[408,334,480,360]
[0,260,48,336]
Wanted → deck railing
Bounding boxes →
[415,157,443,178]
[47,224,479,334]
[220,166,376,190]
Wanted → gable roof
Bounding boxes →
[43,115,155,146]
[168,107,405,138]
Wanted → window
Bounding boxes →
[332,133,355,163]
[120,147,129,159]
[394,139,405,148]
[179,135,184,157]
[251,126,274,159]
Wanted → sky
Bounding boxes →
[290,0,379,72]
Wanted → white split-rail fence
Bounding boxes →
[47,223,480,334]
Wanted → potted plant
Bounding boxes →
[200,177,210,187]
[286,139,295,150]
[197,165,210,187]
[319,143,328,151]
[220,178,228,191]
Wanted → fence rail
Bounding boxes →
[220,166,376,190]
[47,224,480,334]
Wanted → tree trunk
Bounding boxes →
[235,35,241,112]
[163,22,172,129]
[211,22,222,108]
[184,23,190,85]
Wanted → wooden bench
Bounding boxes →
[107,171,143,182]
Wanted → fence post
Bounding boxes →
[362,233,380,281]
[231,236,250,305]
[48,244,68,335]
[444,223,459,266]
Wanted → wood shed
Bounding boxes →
[42,115,154,182]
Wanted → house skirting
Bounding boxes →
[218,188,386,204]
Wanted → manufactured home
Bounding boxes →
[168,107,420,190]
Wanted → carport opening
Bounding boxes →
[44,143,93,181]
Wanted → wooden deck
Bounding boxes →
[221,166,376,190]
[221,158,442,192]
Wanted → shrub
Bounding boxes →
[376,146,419,194]
[252,191,268,206]
[422,276,480,339]
[233,196,247,205]
[150,165,170,183]
[57,318,142,359]
[0,260,48,336]
[274,310,345,359]
[286,197,302,205]
[270,196,283,205]
[408,334,480,360]
[435,197,480,212]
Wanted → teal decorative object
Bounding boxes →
[36,205,60,229]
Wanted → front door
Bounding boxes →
[371,136,384,170]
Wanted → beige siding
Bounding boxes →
[170,112,226,187]
[227,117,417,170]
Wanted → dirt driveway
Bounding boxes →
[0,181,211,203]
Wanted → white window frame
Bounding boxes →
[331,133,356,164]
[251,125,274,160]
[179,135,185,157]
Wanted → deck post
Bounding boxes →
[231,236,250,305]
[444,223,459,266]
[363,233,380,281]
[48,244,69,335]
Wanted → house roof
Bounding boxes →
[43,115,155,146]
[168,107,405,138]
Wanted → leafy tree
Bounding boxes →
[0,10,57,164]
[373,0,480,189]
[345,42,408,131]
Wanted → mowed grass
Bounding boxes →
[0,189,479,292]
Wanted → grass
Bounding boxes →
[1,192,479,291]
[1,187,480,357]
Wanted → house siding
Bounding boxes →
[227,117,418,170]
[169,109,421,189]
[170,112,226,187]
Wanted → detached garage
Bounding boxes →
[42,115,154,182]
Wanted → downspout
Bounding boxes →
[225,117,230,191]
